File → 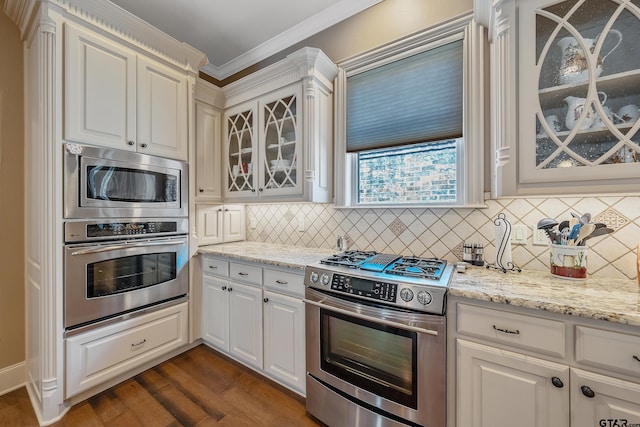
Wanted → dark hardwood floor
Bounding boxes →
[0,345,321,426]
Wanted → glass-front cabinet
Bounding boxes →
[477,0,640,196]
[224,86,302,199]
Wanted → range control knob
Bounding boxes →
[417,290,433,305]
[309,271,319,283]
[320,274,330,286]
[399,288,414,302]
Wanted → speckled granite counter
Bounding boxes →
[450,266,640,327]
[198,241,335,271]
[197,242,640,326]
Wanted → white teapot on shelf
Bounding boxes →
[557,29,622,85]
[564,92,607,131]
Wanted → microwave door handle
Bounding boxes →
[302,298,438,336]
[70,240,186,255]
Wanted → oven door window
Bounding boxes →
[86,165,178,203]
[320,308,418,409]
[87,252,176,298]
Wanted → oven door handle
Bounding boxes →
[70,240,186,256]
[303,298,438,336]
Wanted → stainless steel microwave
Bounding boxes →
[64,143,188,218]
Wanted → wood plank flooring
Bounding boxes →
[0,345,321,426]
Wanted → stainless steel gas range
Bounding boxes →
[304,251,452,427]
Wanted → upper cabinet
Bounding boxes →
[222,48,338,202]
[476,0,640,196]
[65,23,188,161]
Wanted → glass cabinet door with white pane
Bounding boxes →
[260,86,302,197]
[519,0,640,190]
[225,104,257,197]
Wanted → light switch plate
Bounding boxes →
[511,224,528,245]
[532,225,549,246]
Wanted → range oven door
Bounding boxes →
[64,143,187,218]
[64,235,188,329]
[305,287,446,427]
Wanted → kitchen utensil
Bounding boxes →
[580,226,614,242]
[556,30,622,84]
[568,223,581,243]
[558,220,570,232]
[575,223,595,246]
[537,218,559,243]
[571,212,591,225]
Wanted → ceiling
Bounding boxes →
[110,0,382,80]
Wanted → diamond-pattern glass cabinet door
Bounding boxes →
[260,86,302,196]
[225,105,256,196]
[519,0,640,185]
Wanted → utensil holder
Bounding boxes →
[550,244,587,280]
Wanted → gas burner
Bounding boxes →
[321,250,378,268]
[385,257,447,280]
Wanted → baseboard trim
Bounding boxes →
[0,361,25,396]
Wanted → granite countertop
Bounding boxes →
[198,242,640,326]
[198,241,335,271]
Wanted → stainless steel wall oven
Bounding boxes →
[64,218,189,331]
[304,251,452,427]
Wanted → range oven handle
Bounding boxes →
[70,240,186,256]
[303,298,438,336]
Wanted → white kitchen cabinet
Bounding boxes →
[222,47,337,202]
[457,339,570,427]
[200,255,306,394]
[194,79,225,201]
[476,0,640,196]
[571,368,640,426]
[201,269,263,369]
[196,204,245,245]
[66,302,188,398]
[65,23,188,160]
[263,290,305,394]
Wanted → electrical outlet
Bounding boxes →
[298,215,305,232]
[532,225,549,246]
[510,224,528,245]
[250,217,257,229]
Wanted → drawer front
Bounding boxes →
[264,268,304,298]
[230,262,262,286]
[457,303,565,357]
[65,302,188,398]
[576,326,640,377]
[202,257,229,278]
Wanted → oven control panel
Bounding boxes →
[330,274,397,302]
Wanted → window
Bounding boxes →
[334,13,485,208]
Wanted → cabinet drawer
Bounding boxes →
[230,262,262,286]
[264,268,304,298]
[202,257,229,278]
[65,302,188,398]
[457,303,565,358]
[576,326,640,377]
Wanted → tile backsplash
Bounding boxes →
[245,196,640,280]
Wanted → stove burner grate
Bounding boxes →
[385,257,447,280]
[320,250,378,268]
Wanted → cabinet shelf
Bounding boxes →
[539,70,640,107]
[536,122,636,141]
[266,141,295,149]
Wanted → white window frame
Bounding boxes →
[334,12,486,208]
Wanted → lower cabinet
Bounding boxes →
[201,255,306,394]
[263,290,305,393]
[457,339,570,427]
[452,299,640,427]
[65,302,188,398]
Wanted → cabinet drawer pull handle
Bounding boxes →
[238,272,248,276]
[208,265,218,269]
[263,298,269,303]
[633,355,640,363]
[131,339,147,348]
[140,143,148,148]
[222,286,227,291]
[199,188,204,193]
[581,385,595,398]
[492,325,520,335]
[228,287,233,292]
[127,140,135,146]
[551,377,564,388]
[275,280,288,285]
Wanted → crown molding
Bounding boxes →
[3,0,207,73]
[195,78,225,109]
[201,0,382,80]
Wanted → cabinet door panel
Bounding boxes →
[201,275,229,351]
[196,102,221,199]
[65,24,136,150]
[137,57,187,160]
[571,368,640,427]
[229,283,263,368]
[457,339,569,427]
[197,205,223,245]
[223,205,245,242]
[263,291,305,393]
